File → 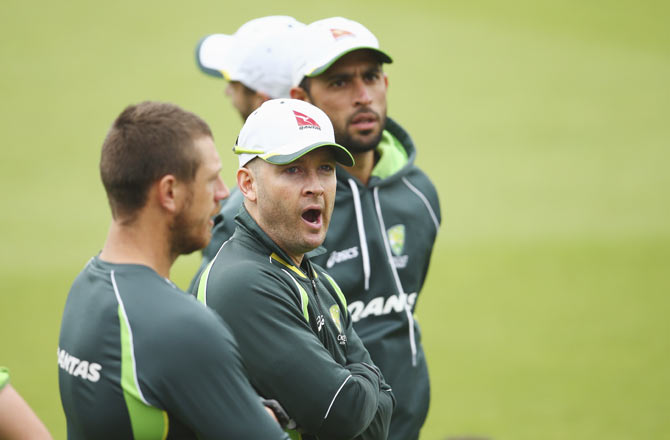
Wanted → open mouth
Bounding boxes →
[302,208,322,224]
[352,113,376,124]
[350,112,378,133]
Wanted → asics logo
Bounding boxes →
[326,246,359,268]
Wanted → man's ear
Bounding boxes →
[156,174,179,213]
[237,166,257,202]
[290,86,310,103]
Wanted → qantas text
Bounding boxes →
[57,347,102,382]
[348,292,417,322]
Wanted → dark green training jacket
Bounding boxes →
[191,118,440,440]
[196,208,395,440]
[58,256,289,440]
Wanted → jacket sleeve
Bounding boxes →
[146,304,289,440]
[330,286,395,440]
[206,265,391,439]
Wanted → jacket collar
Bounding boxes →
[383,117,417,165]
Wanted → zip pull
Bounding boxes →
[308,270,324,314]
[307,263,318,295]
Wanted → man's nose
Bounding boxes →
[303,171,325,196]
[353,78,373,106]
[215,177,230,201]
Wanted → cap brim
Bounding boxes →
[195,34,236,79]
[307,47,393,78]
[262,142,354,167]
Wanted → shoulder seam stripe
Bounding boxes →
[322,271,348,316]
[282,269,310,322]
[110,270,149,405]
[196,260,215,305]
[401,176,440,231]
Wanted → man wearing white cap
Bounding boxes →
[196,16,304,120]
[195,98,395,440]
[288,17,442,440]
[190,16,307,292]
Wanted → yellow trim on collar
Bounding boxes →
[270,253,307,279]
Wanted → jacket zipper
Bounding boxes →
[307,263,326,332]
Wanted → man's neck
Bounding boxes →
[99,218,174,278]
[341,150,376,185]
[289,254,303,268]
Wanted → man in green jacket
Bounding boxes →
[192,17,441,440]
[289,18,441,440]
[58,101,290,440]
[196,98,395,440]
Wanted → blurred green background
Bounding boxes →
[1,0,669,438]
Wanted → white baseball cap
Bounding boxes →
[196,16,305,98]
[291,17,393,86]
[234,99,354,168]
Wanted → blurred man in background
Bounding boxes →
[289,17,441,440]
[191,17,306,291]
[195,15,304,121]
[58,101,290,440]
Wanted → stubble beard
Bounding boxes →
[336,111,387,154]
[257,191,324,262]
[169,193,207,257]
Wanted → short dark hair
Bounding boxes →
[100,101,212,220]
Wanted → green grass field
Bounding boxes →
[1,0,668,438]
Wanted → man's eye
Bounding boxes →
[286,166,299,174]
